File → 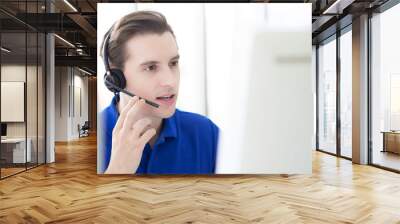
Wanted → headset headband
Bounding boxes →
[103,31,112,74]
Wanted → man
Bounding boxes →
[100,11,219,174]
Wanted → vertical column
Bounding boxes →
[46,0,55,163]
[336,30,341,156]
[352,14,369,164]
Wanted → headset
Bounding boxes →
[103,31,159,108]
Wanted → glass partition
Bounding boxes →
[0,0,46,179]
[0,31,28,177]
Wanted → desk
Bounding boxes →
[381,131,400,154]
[1,138,31,163]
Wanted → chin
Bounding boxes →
[154,106,176,119]
[162,107,176,118]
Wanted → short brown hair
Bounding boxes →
[100,10,175,70]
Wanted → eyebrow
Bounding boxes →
[170,55,180,61]
[139,55,180,66]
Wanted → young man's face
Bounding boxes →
[122,31,180,119]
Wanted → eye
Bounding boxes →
[145,64,158,72]
[170,60,179,67]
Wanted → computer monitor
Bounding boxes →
[1,123,7,137]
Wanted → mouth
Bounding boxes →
[155,94,176,106]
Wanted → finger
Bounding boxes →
[115,96,139,131]
[131,118,152,138]
[114,97,135,131]
[137,128,156,148]
[122,98,147,131]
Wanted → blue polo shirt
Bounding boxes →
[99,95,219,174]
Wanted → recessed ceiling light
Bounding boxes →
[54,34,75,48]
[63,0,78,12]
[78,67,93,76]
[1,47,11,53]
[322,0,354,15]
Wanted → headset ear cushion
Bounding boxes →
[104,69,126,93]
[111,69,126,90]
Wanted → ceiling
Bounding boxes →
[0,0,100,74]
[0,0,395,74]
[310,0,390,44]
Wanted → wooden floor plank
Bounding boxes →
[0,134,400,223]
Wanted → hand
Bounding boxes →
[105,96,156,174]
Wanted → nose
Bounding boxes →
[158,65,177,88]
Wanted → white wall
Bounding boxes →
[1,65,39,138]
[54,67,89,141]
[1,64,46,164]
[55,66,68,141]
[72,73,89,138]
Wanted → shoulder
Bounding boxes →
[100,106,115,126]
[101,104,113,118]
[100,100,119,135]
[101,104,116,118]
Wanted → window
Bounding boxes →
[371,2,400,171]
[340,29,352,158]
[317,37,337,154]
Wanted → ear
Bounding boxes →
[104,69,126,93]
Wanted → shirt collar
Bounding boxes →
[158,110,178,141]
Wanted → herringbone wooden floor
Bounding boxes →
[1,134,400,224]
